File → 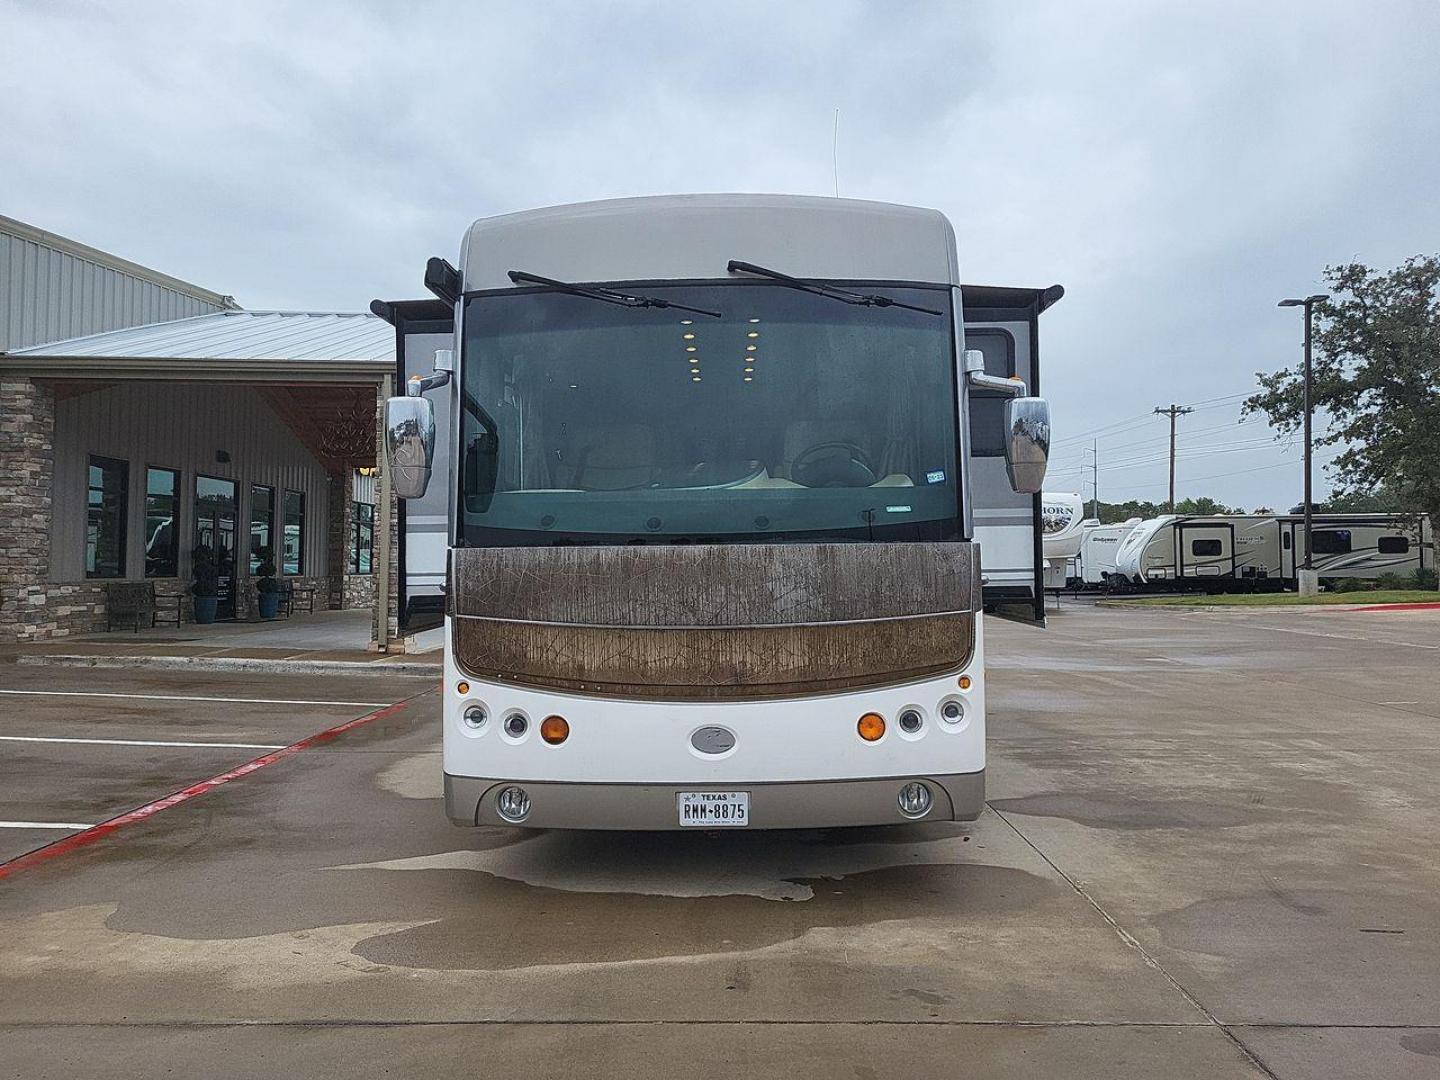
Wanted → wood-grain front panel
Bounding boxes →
[451,543,978,700]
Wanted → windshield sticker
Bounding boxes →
[925,469,946,484]
[885,505,913,514]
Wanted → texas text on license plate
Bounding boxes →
[677,791,750,827]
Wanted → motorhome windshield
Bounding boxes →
[457,282,961,545]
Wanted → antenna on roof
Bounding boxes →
[832,109,841,198]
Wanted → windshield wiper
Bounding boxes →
[726,260,943,316]
[508,270,722,318]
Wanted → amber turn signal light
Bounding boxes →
[456,681,470,696]
[857,713,886,742]
[958,675,972,690]
[540,715,570,745]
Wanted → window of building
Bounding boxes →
[351,502,375,574]
[1311,529,1352,555]
[283,490,305,574]
[250,485,275,573]
[144,467,180,577]
[1378,535,1409,555]
[86,455,129,578]
[965,330,1017,457]
[1190,538,1223,557]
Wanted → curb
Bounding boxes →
[15,654,442,678]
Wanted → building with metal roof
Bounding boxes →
[1,214,238,351]
[0,220,401,648]
[6,310,393,365]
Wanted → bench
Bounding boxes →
[106,582,182,631]
[283,581,316,616]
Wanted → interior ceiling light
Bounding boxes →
[683,332,696,340]
[746,344,757,352]
[692,375,702,382]
[743,376,753,382]
[680,319,693,325]
[747,331,759,339]
[744,366,754,373]
[685,345,697,352]
[748,318,760,323]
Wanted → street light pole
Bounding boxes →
[1279,293,1329,589]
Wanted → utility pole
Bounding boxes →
[1088,439,1099,519]
[1153,404,1193,513]
[1279,293,1330,594]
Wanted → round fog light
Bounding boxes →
[898,709,923,734]
[496,785,531,823]
[504,714,528,738]
[898,781,933,818]
[462,705,487,730]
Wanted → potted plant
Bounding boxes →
[255,547,283,619]
[191,544,220,624]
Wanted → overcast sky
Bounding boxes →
[4,0,1437,510]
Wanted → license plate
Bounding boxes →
[677,790,750,827]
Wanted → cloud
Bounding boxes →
[3,0,1437,508]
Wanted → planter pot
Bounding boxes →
[194,596,219,624]
[257,591,282,619]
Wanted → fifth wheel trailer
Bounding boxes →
[1112,513,1433,590]
[1039,492,1087,591]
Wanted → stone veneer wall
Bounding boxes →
[343,573,376,609]
[0,378,59,642]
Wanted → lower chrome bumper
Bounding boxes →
[444,771,985,830]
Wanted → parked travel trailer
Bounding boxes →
[1040,492,1087,591]
[1075,517,1143,587]
[377,194,1054,830]
[1113,513,1433,590]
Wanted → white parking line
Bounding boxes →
[0,735,286,750]
[1247,625,1440,650]
[0,820,93,831]
[0,689,393,707]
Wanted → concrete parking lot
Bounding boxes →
[1,603,1437,1079]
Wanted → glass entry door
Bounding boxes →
[195,476,238,619]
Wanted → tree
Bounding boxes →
[1245,257,1440,524]
[1173,496,1241,515]
[1320,486,1405,513]
[1093,498,1165,524]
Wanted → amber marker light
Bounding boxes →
[857,713,886,742]
[456,681,470,696]
[540,715,570,744]
[958,675,972,690]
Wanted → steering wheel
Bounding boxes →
[790,441,878,488]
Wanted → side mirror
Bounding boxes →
[384,395,436,499]
[1004,396,1050,494]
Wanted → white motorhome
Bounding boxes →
[377,194,1054,830]
[1075,517,1143,587]
[1040,492,1087,591]
[1113,513,1433,590]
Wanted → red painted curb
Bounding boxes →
[1348,602,1440,612]
[0,692,428,882]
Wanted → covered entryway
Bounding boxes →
[0,311,407,650]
